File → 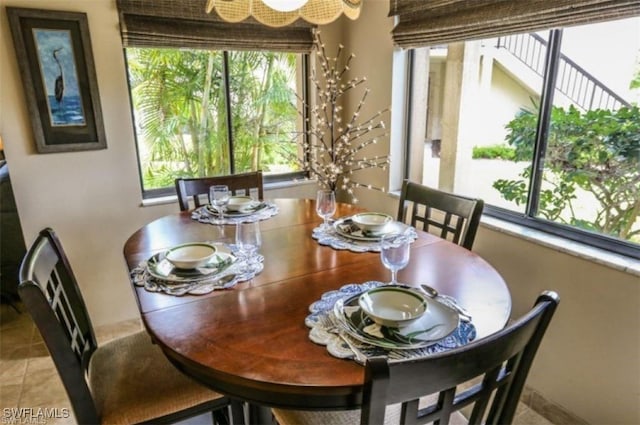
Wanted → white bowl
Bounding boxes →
[226,196,253,211]
[358,287,428,328]
[352,212,393,234]
[165,243,217,269]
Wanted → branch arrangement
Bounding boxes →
[294,32,390,203]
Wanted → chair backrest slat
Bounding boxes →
[19,228,100,423]
[361,291,560,425]
[397,180,484,250]
[175,171,264,211]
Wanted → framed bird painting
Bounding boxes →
[7,8,106,153]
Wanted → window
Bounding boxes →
[125,48,306,197]
[416,17,640,258]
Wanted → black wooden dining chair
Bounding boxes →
[397,180,484,250]
[175,171,264,211]
[273,291,559,425]
[18,228,243,424]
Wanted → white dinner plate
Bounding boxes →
[333,216,409,242]
[333,291,459,349]
[146,245,236,284]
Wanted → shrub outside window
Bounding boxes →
[418,17,640,258]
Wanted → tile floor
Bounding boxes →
[1,302,558,425]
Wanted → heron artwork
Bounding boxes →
[52,47,64,104]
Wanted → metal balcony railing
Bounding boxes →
[496,33,630,110]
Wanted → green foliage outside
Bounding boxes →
[126,48,300,191]
[472,145,516,160]
[493,104,640,242]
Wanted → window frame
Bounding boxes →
[123,48,310,200]
[407,27,640,260]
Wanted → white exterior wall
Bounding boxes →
[484,66,535,145]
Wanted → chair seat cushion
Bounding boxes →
[88,331,224,424]
[272,396,468,425]
[273,405,400,425]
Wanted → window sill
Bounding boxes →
[391,190,639,275]
[264,178,316,190]
[140,194,177,207]
[139,178,317,208]
[480,216,640,277]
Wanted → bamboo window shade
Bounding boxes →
[389,0,640,48]
[116,0,315,52]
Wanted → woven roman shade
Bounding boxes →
[117,0,314,52]
[389,0,640,48]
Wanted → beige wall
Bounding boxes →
[1,0,147,326]
[475,227,640,425]
[0,0,316,327]
[335,0,395,209]
[1,1,639,424]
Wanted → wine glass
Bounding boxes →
[235,222,262,271]
[380,233,410,285]
[209,185,230,223]
[316,190,336,231]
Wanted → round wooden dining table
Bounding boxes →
[123,198,511,413]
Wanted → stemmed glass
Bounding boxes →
[316,190,336,231]
[380,233,411,285]
[209,185,230,224]
[235,222,262,272]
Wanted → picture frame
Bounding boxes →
[7,7,106,153]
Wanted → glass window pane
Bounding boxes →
[126,48,304,195]
[126,48,230,191]
[423,32,550,214]
[227,51,302,175]
[539,18,640,245]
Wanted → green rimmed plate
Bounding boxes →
[333,289,459,349]
[146,244,236,284]
[206,202,267,217]
[333,216,408,242]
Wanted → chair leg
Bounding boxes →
[210,399,246,425]
[212,406,230,425]
[248,403,274,425]
[230,400,246,425]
